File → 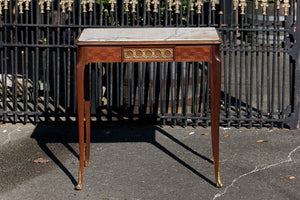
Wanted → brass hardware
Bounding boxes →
[75,167,83,190]
[124,48,173,60]
[168,0,173,12]
[211,0,216,11]
[60,0,73,13]
[108,0,116,12]
[282,0,290,16]
[173,0,181,14]
[146,0,151,12]
[130,0,138,13]
[260,0,269,15]
[216,168,223,188]
[152,0,160,13]
[239,0,247,15]
[195,0,203,14]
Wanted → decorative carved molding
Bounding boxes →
[124,48,174,60]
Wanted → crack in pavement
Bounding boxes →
[212,144,300,200]
[1,127,21,145]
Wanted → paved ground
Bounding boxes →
[0,123,299,200]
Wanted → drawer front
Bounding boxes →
[175,46,211,62]
[86,46,122,63]
[122,47,175,62]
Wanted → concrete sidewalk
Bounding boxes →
[0,123,299,200]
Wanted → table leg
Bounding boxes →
[210,46,223,188]
[76,61,85,190]
[84,66,91,167]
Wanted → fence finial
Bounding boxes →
[260,0,269,15]
[0,0,10,15]
[152,0,160,13]
[38,0,52,14]
[168,0,173,12]
[130,0,138,13]
[17,0,31,14]
[60,0,73,13]
[282,0,290,16]
[108,0,116,12]
[173,0,181,14]
[239,0,247,15]
[195,0,203,14]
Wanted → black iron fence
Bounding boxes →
[0,0,299,129]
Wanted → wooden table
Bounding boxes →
[75,27,223,190]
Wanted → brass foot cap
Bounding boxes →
[216,182,223,188]
[75,184,83,190]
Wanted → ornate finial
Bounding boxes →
[124,0,130,12]
[260,0,269,15]
[190,0,194,12]
[60,0,73,13]
[282,0,290,16]
[239,0,247,15]
[211,0,216,11]
[18,0,31,14]
[145,0,151,11]
[130,0,138,13]
[276,0,280,10]
[80,0,88,12]
[0,0,10,15]
[195,0,203,14]
[168,0,173,11]
[38,0,52,14]
[173,0,181,14]
[88,0,94,11]
[255,0,259,9]
[108,0,116,12]
[233,0,239,11]
[152,0,160,13]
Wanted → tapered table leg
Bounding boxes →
[84,66,91,167]
[75,47,86,190]
[210,45,223,188]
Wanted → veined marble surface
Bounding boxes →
[77,28,220,42]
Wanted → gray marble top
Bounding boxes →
[77,28,221,44]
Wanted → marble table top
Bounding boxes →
[76,27,222,45]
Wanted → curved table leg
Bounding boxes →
[210,45,223,188]
[84,66,91,167]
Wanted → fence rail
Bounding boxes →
[0,0,299,129]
